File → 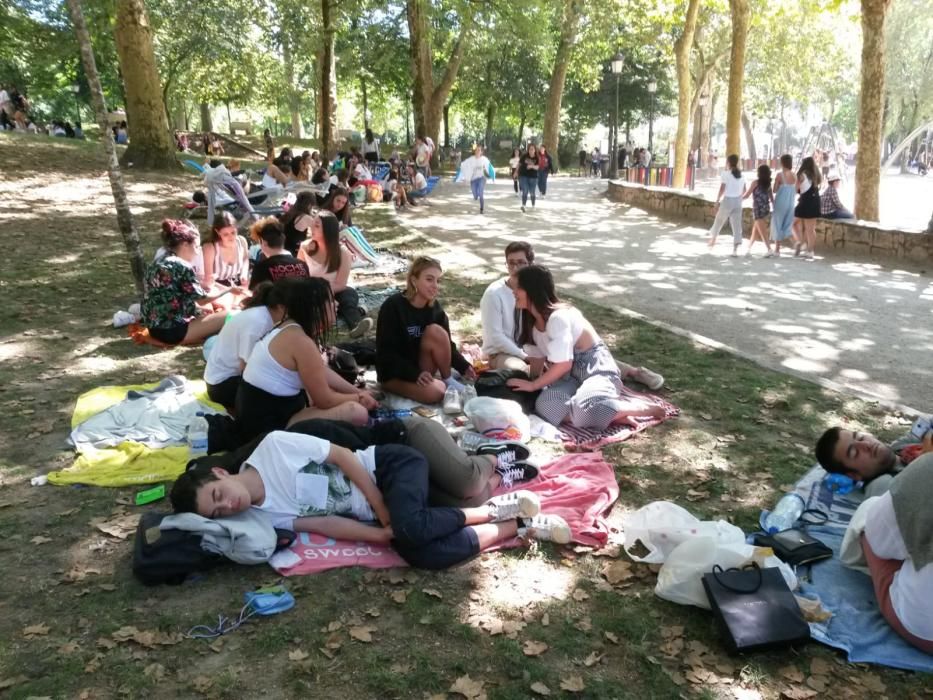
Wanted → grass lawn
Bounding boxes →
[0,133,928,699]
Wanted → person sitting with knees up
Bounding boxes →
[142,219,244,346]
[201,211,250,310]
[480,241,534,372]
[376,256,476,404]
[506,265,666,429]
[234,277,377,443]
[170,431,570,570]
[248,216,310,290]
[298,211,373,338]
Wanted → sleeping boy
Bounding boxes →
[170,431,570,570]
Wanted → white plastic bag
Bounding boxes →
[621,501,745,564]
[463,397,530,442]
[654,538,797,609]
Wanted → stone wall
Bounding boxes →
[607,180,933,263]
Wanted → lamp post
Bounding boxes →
[610,53,624,179]
[69,83,80,124]
[647,80,657,155]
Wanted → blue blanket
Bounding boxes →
[771,466,933,672]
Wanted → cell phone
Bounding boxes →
[413,406,437,418]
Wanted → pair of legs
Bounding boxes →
[538,172,549,196]
[520,175,537,209]
[470,177,485,212]
[707,196,744,254]
[394,186,410,208]
[794,217,817,257]
[381,324,455,404]
[511,170,519,192]
[333,287,364,328]
[861,535,933,654]
[747,219,772,255]
[148,311,228,347]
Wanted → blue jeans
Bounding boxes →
[470,177,485,210]
[537,170,549,195]
[520,175,537,206]
[374,445,479,570]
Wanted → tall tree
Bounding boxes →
[113,0,177,169]
[855,0,893,220]
[724,0,748,156]
[543,0,580,167]
[64,0,146,297]
[320,0,337,154]
[672,0,701,188]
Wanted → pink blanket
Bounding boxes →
[560,387,679,451]
[269,451,619,576]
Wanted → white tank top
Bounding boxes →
[303,254,338,284]
[242,324,303,396]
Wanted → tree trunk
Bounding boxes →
[112,0,178,169]
[171,98,186,131]
[741,110,756,160]
[725,0,750,156]
[404,96,411,146]
[443,102,450,148]
[672,0,701,187]
[690,100,702,152]
[282,36,304,138]
[361,78,369,132]
[517,105,526,145]
[200,102,213,132]
[320,0,337,155]
[485,104,495,149]
[65,0,147,298]
[543,0,579,168]
[703,89,718,169]
[855,0,892,221]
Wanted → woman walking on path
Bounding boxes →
[509,147,521,195]
[742,164,774,257]
[770,154,796,256]
[455,145,494,214]
[519,144,540,212]
[793,156,821,260]
[537,145,554,197]
[707,154,745,256]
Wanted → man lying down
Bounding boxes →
[170,430,571,571]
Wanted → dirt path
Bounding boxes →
[396,177,933,412]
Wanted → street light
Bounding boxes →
[647,80,657,155]
[610,52,624,178]
[69,83,80,124]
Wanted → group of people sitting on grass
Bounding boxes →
[708,153,854,259]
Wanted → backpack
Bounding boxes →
[475,368,540,415]
[132,511,226,585]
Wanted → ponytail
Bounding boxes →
[727,154,741,179]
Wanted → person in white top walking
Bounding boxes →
[480,242,534,371]
[707,154,746,256]
[455,145,494,214]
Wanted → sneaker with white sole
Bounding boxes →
[495,462,539,488]
[475,441,531,466]
[349,317,374,339]
[519,513,572,544]
[630,366,664,391]
[485,490,540,522]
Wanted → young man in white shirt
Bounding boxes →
[480,242,534,371]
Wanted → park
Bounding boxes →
[1,0,932,698]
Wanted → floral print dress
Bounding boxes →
[141,256,206,331]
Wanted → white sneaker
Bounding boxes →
[349,317,374,338]
[630,366,664,390]
[485,490,540,522]
[443,386,462,414]
[520,513,572,544]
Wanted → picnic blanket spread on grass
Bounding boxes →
[559,387,680,452]
[781,465,933,673]
[49,378,226,488]
[268,451,619,576]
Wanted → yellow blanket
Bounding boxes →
[49,380,224,487]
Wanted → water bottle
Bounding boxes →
[910,415,932,440]
[764,493,805,534]
[461,384,477,407]
[367,408,412,426]
[823,473,860,495]
[443,385,462,414]
[187,412,209,457]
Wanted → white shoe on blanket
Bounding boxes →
[486,490,540,522]
[630,367,664,391]
[519,513,572,544]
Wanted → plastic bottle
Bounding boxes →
[461,384,477,407]
[443,385,462,414]
[823,473,860,495]
[764,493,805,534]
[187,412,209,457]
[910,415,932,440]
[367,408,412,426]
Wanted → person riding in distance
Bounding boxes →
[506,265,666,429]
[170,431,570,570]
[375,256,476,404]
[233,277,377,443]
[142,219,244,346]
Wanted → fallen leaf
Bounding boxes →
[318,647,335,659]
[559,674,585,693]
[23,623,50,638]
[96,638,116,650]
[660,625,684,639]
[0,676,29,690]
[30,535,52,545]
[58,642,81,654]
[860,673,886,693]
[98,583,116,592]
[805,676,828,692]
[364,607,381,618]
[778,665,804,683]
[422,588,443,599]
[84,653,103,673]
[573,616,592,632]
[522,640,549,657]
[604,631,619,644]
[809,657,832,676]
[572,588,589,601]
[602,561,635,584]
[289,649,309,662]
[191,676,213,693]
[143,664,165,681]
[700,412,713,421]
[780,689,817,700]
[659,637,684,657]
[349,625,376,643]
[686,489,710,501]
[450,674,486,700]
[502,620,527,638]
[326,620,343,632]
[583,651,604,667]
[530,681,551,696]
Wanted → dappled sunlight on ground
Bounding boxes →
[469,554,577,613]
[399,177,930,410]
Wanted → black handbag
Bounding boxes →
[751,529,832,567]
[475,369,539,414]
[701,563,810,653]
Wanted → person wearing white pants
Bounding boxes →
[708,154,746,256]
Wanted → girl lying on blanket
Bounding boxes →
[170,431,569,570]
[234,277,378,443]
[142,219,246,346]
[506,265,665,430]
[375,256,477,404]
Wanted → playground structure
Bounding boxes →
[883,121,933,174]
[798,121,849,182]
